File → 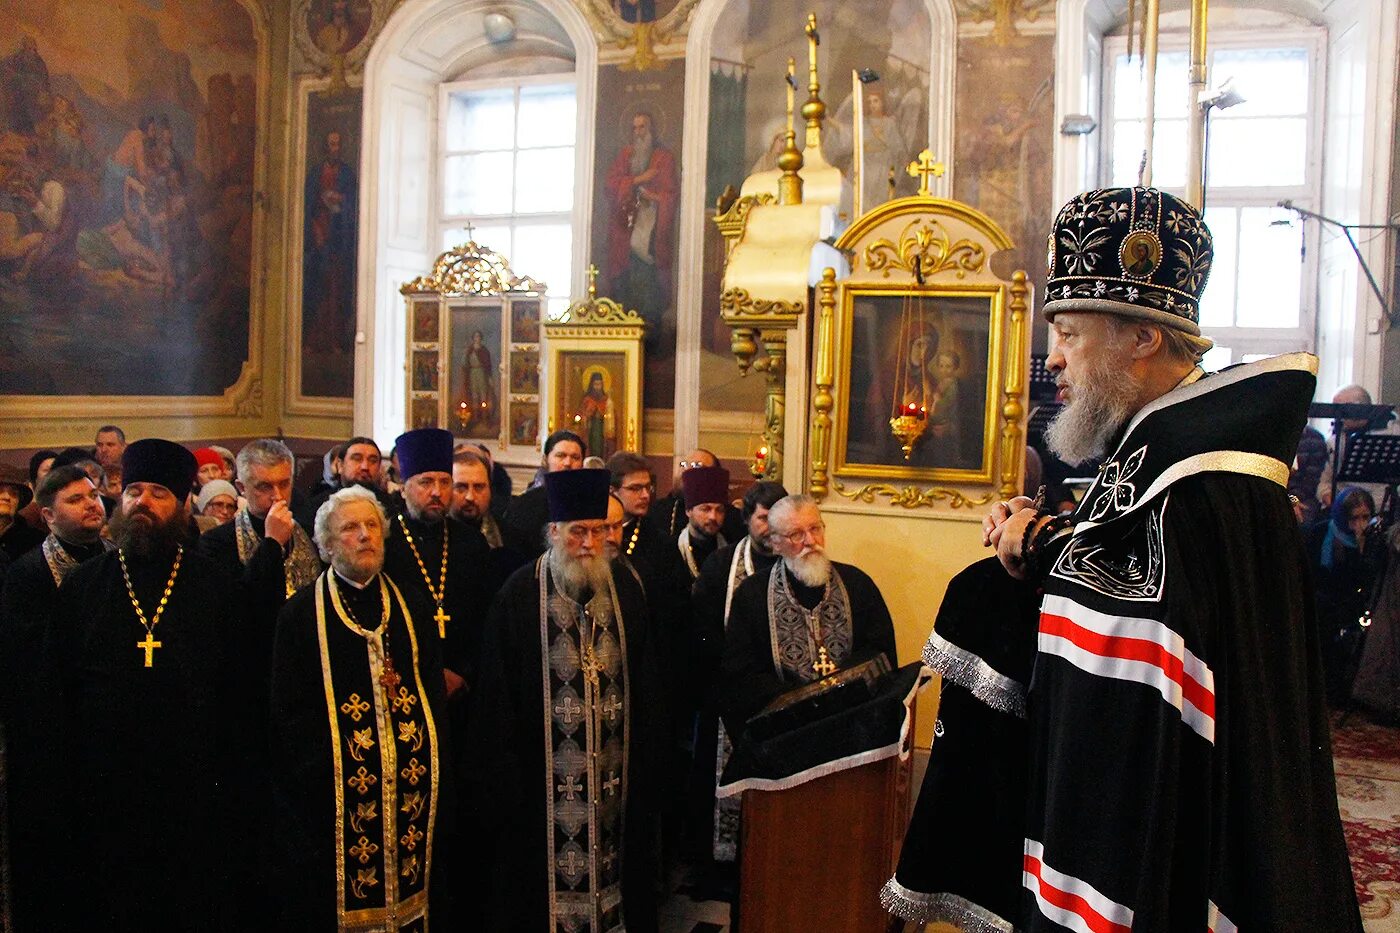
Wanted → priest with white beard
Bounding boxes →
[716,494,897,737]
[463,468,662,932]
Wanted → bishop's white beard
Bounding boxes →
[1044,353,1143,466]
[549,544,613,600]
[784,547,832,588]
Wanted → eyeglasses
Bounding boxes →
[679,460,710,470]
[619,482,654,494]
[773,522,825,546]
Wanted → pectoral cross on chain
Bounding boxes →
[137,631,162,668]
[433,606,450,639]
[813,645,837,678]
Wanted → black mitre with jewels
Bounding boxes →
[1045,186,1213,336]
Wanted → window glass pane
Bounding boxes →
[1113,51,1190,120]
[1198,207,1237,328]
[509,222,572,298]
[1235,206,1302,328]
[515,148,575,213]
[1207,117,1306,187]
[446,88,515,152]
[1211,47,1308,117]
[1201,345,1232,371]
[517,84,577,149]
[546,296,570,320]
[443,152,514,215]
[1112,118,1187,188]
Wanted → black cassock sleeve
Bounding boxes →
[715,573,785,735]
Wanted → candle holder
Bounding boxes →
[750,446,769,478]
[888,405,927,461]
[456,401,471,430]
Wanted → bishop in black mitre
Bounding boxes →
[0,464,110,927]
[718,494,897,735]
[465,468,662,932]
[270,485,448,930]
[45,439,249,929]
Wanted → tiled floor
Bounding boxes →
[658,866,733,933]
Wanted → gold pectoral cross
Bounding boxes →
[137,631,162,668]
[813,645,837,678]
[581,647,602,686]
[433,606,450,639]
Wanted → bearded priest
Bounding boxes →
[46,439,249,928]
[269,485,448,929]
[465,467,662,932]
[717,494,897,735]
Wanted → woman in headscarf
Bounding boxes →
[1305,486,1382,703]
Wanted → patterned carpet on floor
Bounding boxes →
[1332,711,1400,931]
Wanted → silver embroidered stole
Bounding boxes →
[41,534,113,587]
[235,506,322,597]
[314,572,440,932]
[713,536,756,862]
[538,558,630,933]
[766,564,855,683]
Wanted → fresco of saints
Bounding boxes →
[604,111,678,336]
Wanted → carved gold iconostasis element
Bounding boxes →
[541,266,647,459]
[401,239,546,452]
[716,11,846,483]
[580,0,703,71]
[955,0,1057,45]
[810,183,1030,512]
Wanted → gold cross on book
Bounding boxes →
[813,645,837,678]
[137,631,162,668]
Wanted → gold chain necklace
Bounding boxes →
[119,545,183,669]
[397,514,450,639]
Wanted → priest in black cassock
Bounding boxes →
[384,427,497,697]
[270,485,448,930]
[465,468,661,932]
[689,480,786,865]
[717,494,897,735]
[0,463,110,927]
[892,187,1361,931]
[46,439,248,929]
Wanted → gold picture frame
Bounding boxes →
[542,273,646,460]
[810,197,1030,508]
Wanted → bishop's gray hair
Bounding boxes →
[314,485,388,563]
[766,494,819,535]
[236,438,295,483]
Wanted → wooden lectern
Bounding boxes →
[736,701,915,932]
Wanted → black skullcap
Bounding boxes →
[1045,186,1213,336]
[51,446,97,469]
[544,468,611,522]
[394,428,454,480]
[121,439,197,501]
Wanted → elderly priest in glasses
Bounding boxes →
[716,494,897,736]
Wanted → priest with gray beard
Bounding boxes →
[464,468,662,932]
[716,494,897,737]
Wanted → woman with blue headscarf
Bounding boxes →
[1305,486,1382,703]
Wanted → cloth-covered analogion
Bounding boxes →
[1024,355,1360,930]
[465,556,662,933]
[270,570,447,930]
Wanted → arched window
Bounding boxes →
[358,0,597,442]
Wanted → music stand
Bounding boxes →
[1029,354,1058,402]
[1027,401,1061,444]
[1307,402,1396,506]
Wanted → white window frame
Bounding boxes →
[1099,26,1327,364]
[436,73,578,318]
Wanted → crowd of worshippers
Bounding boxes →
[0,423,896,929]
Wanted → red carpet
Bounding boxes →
[1332,712,1400,930]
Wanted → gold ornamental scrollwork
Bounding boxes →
[557,265,647,328]
[832,481,997,510]
[719,288,806,323]
[713,193,775,257]
[400,241,545,297]
[863,218,987,281]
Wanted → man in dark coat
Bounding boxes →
[465,468,661,932]
[45,439,249,929]
[0,463,109,927]
[976,186,1360,931]
[502,429,585,557]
